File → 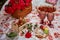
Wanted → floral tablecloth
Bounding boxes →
[0,0,60,40]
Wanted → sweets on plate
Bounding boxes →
[46,0,58,5]
[35,25,49,38]
[18,23,49,38]
[38,6,56,13]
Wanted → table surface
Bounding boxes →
[0,0,60,40]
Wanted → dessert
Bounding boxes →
[19,23,32,38]
[35,25,49,38]
[38,6,56,13]
[5,0,32,19]
[11,22,19,33]
[18,23,49,38]
[46,0,58,5]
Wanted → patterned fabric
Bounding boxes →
[0,0,60,40]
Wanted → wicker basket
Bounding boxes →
[12,3,32,19]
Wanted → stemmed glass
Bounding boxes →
[47,13,54,28]
[38,11,46,24]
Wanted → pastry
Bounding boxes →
[38,6,56,13]
[46,0,58,5]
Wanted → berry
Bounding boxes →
[5,0,32,14]
[16,4,21,10]
[25,0,32,7]
[26,0,32,3]
[12,3,17,10]
[40,25,45,30]
[10,0,14,4]
[5,7,14,14]
[25,3,29,7]
[25,32,32,38]
[20,0,25,10]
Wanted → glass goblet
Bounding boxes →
[47,13,54,28]
[39,11,46,24]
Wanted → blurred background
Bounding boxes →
[0,0,7,10]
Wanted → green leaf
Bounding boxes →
[27,23,32,32]
[6,32,17,38]
[34,24,38,29]
[43,30,49,34]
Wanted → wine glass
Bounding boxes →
[47,13,54,28]
[38,11,46,24]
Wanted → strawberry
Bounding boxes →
[40,25,45,30]
[26,0,32,3]
[16,4,21,10]
[5,5,8,11]
[12,3,17,11]
[25,3,29,7]
[5,0,32,14]
[25,0,32,6]
[10,0,14,4]
[20,0,25,10]
[25,31,32,38]
[5,7,14,14]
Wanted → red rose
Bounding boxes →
[40,25,45,30]
[25,32,32,38]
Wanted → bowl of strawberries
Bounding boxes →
[5,0,32,19]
